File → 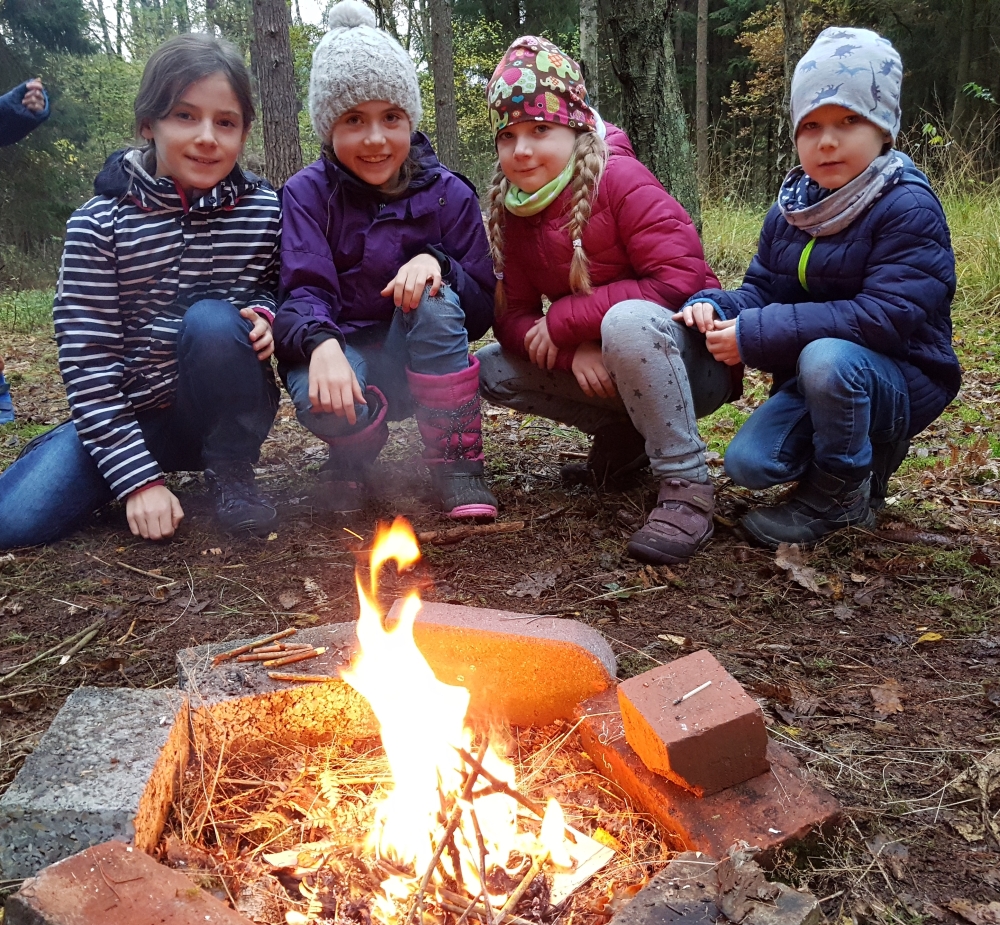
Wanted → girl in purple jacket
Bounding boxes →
[274,0,497,519]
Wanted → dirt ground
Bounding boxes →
[1,328,999,920]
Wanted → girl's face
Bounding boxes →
[795,104,889,190]
[331,101,412,190]
[496,121,577,194]
[140,71,248,198]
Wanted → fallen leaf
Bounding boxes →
[657,633,691,647]
[865,834,908,880]
[916,631,944,644]
[591,827,624,852]
[871,679,904,716]
[266,532,278,541]
[278,591,301,611]
[984,679,1000,710]
[774,543,829,596]
[507,568,562,599]
[951,819,985,842]
[164,834,214,869]
[946,900,1000,925]
[970,550,992,567]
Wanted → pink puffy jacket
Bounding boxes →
[494,125,720,372]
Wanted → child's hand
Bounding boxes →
[22,78,46,113]
[572,340,617,399]
[126,484,184,541]
[240,307,274,361]
[672,301,719,333]
[705,318,742,366]
[524,316,558,370]
[309,338,365,425]
[381,254,442,311]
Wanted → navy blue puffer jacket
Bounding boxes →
[686,159,961,437]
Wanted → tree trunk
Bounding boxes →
[695,0,708,182]
[952,0,975,133]
[580,0,599,108]
[115,0,124,54]
[779,0,804,141]
[429,0,460,169]
[601,0,700,229]
[205,0,216,33]
[91,0,114,55]
[251,0,303,188]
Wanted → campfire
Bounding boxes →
[167,519,645,925]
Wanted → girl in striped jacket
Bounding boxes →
[0,34,282,549]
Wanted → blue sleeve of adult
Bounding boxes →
[0,82,51,147]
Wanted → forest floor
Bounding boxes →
[0,199,998,921]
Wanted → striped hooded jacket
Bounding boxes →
[53,149,281,500]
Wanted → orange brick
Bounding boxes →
[618,651,769,796]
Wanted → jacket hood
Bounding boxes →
[322,131,477,198]
[94,148,266,212]
[604,123,637,160]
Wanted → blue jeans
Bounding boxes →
[283,285,470,440]
[725,338,910,488]
[0,300,280,548]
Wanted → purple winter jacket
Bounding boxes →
[274,133,495,364]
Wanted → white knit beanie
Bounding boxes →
[791,27,903,139]
[308,0,423,143]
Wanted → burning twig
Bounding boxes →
[496,852,548,925]
[457,748,545,820]
[468,808,495,925]
[266,672,340,683]
[438,894,534,925]
[211,628,298,666]
[263,647,326,668]
[416,522,525,546]
[0,618,105,685]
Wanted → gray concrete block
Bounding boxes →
[0,687,188,880]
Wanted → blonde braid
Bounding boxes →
[565,131,609,295]
[486,161,510,316]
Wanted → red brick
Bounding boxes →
[5,840,250,925]
[618,651,769,796]
[578,689,842,867]
[391,600,616,726]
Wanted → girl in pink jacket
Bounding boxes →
[477,36,739,565]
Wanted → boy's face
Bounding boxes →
[141,72,248,199]
[795,104,890,190]
[331,101,412,191]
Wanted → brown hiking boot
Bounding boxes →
[626,478,714,565]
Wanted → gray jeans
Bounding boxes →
[477,300,732,482]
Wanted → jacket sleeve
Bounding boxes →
[426,180,496,341]
[735,192,954,372]
[0,82,50,147]
[681,205,781,321]
[53,204,164,500]
[243,212,281,323]
[544,163,714,348]
[273,180,344,365]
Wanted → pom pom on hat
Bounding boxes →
[309,0,422,144]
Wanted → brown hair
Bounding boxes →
[487,130,608,316]
[134,33,255,138]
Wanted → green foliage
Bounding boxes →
[0,288,55,334]
[1,0,93,53]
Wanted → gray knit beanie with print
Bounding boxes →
[308,0,423,143]
[791,27,903,139]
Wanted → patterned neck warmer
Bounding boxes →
[504,156,575,217]
[778,151,904,237]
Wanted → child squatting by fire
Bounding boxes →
[0,34,282,549]
[273,0,498,521]
[678,27,961,549]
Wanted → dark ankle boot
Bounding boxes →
[407,357,498,520]
[627,478,714,565]
[740,464,874,549]
[204,462,277,536]
[870,439,910,511]
[561,419,648,488]
[316,387,389,513]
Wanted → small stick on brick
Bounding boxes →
[211,628,297,666]
[417,521,524,546]
[267,671,341,683]
[262,647,326,667]
[236,651,289,663]
[673,680,712,705]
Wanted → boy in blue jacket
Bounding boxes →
[677,28,960,548]
[1,78,50,424]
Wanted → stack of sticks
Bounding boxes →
[210,628,336,682]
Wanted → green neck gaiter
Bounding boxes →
[504,156,575,217]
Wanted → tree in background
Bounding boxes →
[428,0,459,169]
[695,0,708,181]
[579,0,598,109]
[601,0,701,228]
[251,0,302,186]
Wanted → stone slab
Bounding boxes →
[5,840,250,925]
[401,600,617,726]
[609,851,823,925]
[577,689,842,866]
[0,688,188,881]
[618,651,769,796]
[177,622,379,751]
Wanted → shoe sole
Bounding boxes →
[448,504,497,520]
[625,539,692,566]
[740,511,876,550]
[221,515,278,537]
